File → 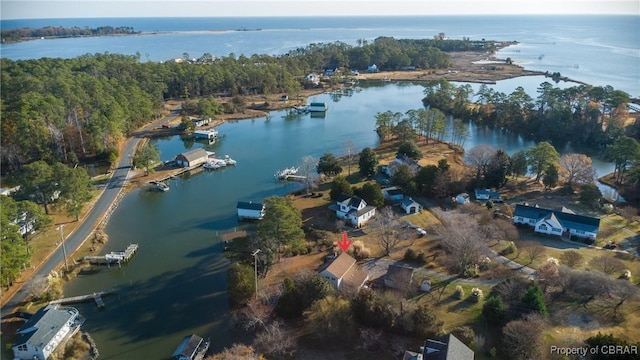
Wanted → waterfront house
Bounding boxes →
[323,66,338,77]
[367,64,379,73]
[513,204,600,241]
[401,197,422,214]
[12,305,83,360]
[191,117,212,127]
[175,148,208,168]
[237,201,265,220]
[384,264,415,290]
[305,74,320,86]
[384,155,421,177]
[403,333,474,360]
[329,194,376,228]
[193,129,218,140]
[382,186,404,202]
[474,188,503,202]
[11,211,35,237]
[320,252,369,291]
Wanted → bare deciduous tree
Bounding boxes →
[502,314,545,360]
[253,320,296,357]
[523,244,546,265]
[299,155,319,194]
[210,343,261,360]
[465,144,498,181]
[371,207,401,256]
[560,250,584,268]
[233,295,274,332]
[559,153,597,187]
[343,139,356,176]
[589,255,626,275]
[435,213,490,274]
[619,205,637,225]
[492,276,530,303]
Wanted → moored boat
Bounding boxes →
[172,334,210,360]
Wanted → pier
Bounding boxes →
[83,244,139,265]
[49,288,117,308]
[283,174,307,182]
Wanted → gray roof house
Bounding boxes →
[329,194,376,228]
[12,305,83,360]
[237,201,265,220]
[175,148,209,168]
[403,334,474,360]
[474,189,503,202]
[513,204,600,241]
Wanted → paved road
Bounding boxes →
[1,107,181,316]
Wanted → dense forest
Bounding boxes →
[1,26,139,43]
[421,78,638,148]
[0,37,486,171]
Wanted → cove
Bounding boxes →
[62,78,618,359]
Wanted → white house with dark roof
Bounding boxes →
[474,188,503,202]
[513,204,600,241]
[237,201,265,220]
[320,252,369,291]
[401,197,422,214]
[12,305,83,360]
[329,194,376,227]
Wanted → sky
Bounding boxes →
[1,0,638,19]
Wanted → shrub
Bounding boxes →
[546,257,559,265]
[404,248,417,262]
[479,257,492,271]
[416,252,428,265]
[470,288,483,302]
[454,285,464,300]
[501,241,516,256]
[620,270,632,281]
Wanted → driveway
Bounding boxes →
[1,107,181,315]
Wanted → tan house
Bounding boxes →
[320,253,369,292]
[175,148,208,168]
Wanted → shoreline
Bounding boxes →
[0,42,595,308]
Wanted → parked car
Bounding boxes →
[416,228,427,237]
[162,123,170,128]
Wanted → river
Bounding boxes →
[62,78,619,359]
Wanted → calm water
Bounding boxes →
[62,79,620,359]
[1,16,638,96]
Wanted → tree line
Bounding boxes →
[1,26,139,43]
[422,78,638,149]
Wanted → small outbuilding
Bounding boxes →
[175,148,208,168]
[400,197,422,214]
[382,186,404,202]
[456,193,470,205]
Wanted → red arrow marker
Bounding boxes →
[337,232,352,252]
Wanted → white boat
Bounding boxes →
[224,155,237,165]
[204,158,227,169]
[155,182,170,191]
[274,166,299,179]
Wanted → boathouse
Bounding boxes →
[309,102,328,112]
[194,129,218,140]
[237,201,265,220]
[175,148,208,168]
[172,334,209,360]
[12,305,83,360]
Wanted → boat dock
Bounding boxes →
[49,288,117,308]
[283,174,307,182]
[83,244,139,265]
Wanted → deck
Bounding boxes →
[83,244,139,265]
[49,288,117,308]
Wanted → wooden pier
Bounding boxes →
[284,174,307,182]
[83,244,139,265]
[49,288,117,308]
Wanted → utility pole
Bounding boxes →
[57,225,69,272]
[251,249,261,297]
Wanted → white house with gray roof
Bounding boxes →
[513,204,600,241]
[12,305,83,360]
[329,194,376,227]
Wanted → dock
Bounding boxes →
[49,288,117,308]
[283,174,307,182]
[83,244,139,265]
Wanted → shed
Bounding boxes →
[456,193,470,205]
[237,201,265,220]
[400,197,422,214]
[175,148,208,168]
